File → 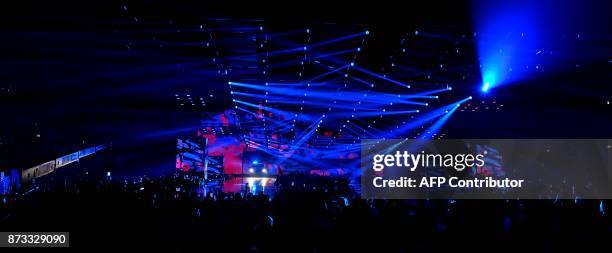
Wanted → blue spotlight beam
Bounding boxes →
[472,1,577,92]
[350,65,412,88]
[418,103,460,139]
[233,99,299,120]
[229,81,432,106]
[230,31,366,60]
[390,96,471,138]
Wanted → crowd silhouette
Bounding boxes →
[1,170,610,252]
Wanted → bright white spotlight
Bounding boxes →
[262,168,268,174]
[248,168,255,174]
[482,82,490,92]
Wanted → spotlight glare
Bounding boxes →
[481,82,490,92]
